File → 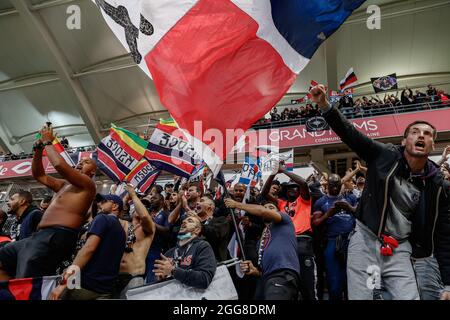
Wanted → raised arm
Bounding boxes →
[437,146,450,166]
[32,144,66,192]
[224,198,281,223]
[168,191,189,225]
[310,85,385,163]
[126,184,155,236]
[278,165,310,200]
[260,174,278,204]
[40,126,95,191]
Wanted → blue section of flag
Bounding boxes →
[271,0,366,59]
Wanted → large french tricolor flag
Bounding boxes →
[93,0,365,175]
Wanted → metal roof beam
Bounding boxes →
[13,0,102,143]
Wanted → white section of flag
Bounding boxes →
[232,0,309,74]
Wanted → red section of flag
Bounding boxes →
[8,278,33,300]
[145,0,296,161]
[340,68,358,91]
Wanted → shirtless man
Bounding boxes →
[0,125,97,280]
[116,184,156,298]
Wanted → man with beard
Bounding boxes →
[312,174,357,300]
[186,185,202,210]
[116,185,156,298]
[144,192,170,283]
[153,215,216,289]
[310,84,450,300]
[6,191,42,241]
[224,199,299,300]
[0,125,97,280]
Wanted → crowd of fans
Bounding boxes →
[0,143,449,300]
[1,85,450,301]
[253,85,450,127]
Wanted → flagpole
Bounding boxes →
[216,171,246,261]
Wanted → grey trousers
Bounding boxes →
[414,256,444,300]
[347,221,419,300]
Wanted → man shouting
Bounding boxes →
[0,125,97,280]
[309,85,450,300]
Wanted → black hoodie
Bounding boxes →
[17,205,43,241]
[165,237,217,289]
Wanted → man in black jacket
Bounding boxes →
[153,214,216,289]
[310,84,450,300]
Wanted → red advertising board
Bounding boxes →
[248,108,450,150]
[0,152,94,180]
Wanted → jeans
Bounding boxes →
[414,256,444,300]
[324,237,348,300]
[347,221,419,300]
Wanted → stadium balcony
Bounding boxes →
[251,99,450,131]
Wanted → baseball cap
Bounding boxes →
[97,194,123,212]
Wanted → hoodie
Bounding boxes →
[16,205,43,241]
[165,237,217,290]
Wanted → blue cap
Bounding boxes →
[98,194,123,212]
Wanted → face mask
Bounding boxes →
[177,232,192,241]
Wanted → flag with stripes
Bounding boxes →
[97,124,148,182]
[340,67,358,91]
[238,155,261,187]
[124,159,160,194]
[0,276,59,300]
[146,118,200,178]
[93,0,365,176]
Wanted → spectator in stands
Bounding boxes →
[289,108,299,120]
[145,192,170,284]
[312,174,357,300]
[414,89,427,104]
[427,84,437,100]
[280,108,289,121]
[164,183,174,198]
[116,185,155,298]
[310,84,450,300]
[50,194,126,300]
[40,196,52,213]
[186,184,202,211]
[401,88,415,106]
[153,215,216,290]
[270,107,281,122]
[225,199,300,300]
[262,162,314,300]
[6,191,42,241]
[192,196,230,262]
